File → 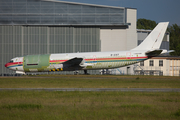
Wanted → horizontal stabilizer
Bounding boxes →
[161,50,175,54]
[145,50,163,57]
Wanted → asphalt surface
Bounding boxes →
[0,88,180,92]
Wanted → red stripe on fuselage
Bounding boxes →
[6,62,23,66]
[86,56,147,61]
[49,56,148,63]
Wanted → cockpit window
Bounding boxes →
[9,60,13,63]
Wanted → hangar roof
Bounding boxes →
[0,0,131,27]
[43,0,125,9]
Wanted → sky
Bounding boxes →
[59,0,180,25]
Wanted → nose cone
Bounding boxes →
[5,63,9,68]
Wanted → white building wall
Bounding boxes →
[100,8,137,52]
[126,9,137,50]
[100,29,127,51]
[165,59,170,76]
[133,58,180,76]
[173,60,180,76]
[164,60,167,76]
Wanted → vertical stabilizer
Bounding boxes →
[132,22,169,51]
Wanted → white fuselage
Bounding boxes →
[5,50,148,73]
[50,50,148,70]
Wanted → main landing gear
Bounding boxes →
[74,70,89,75]
[84,70,89,75]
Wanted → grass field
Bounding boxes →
[0,75,180,120]
[0,75,180,88]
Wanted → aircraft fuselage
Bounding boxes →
[5,50,148,73]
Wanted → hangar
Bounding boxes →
[0,0,137,75]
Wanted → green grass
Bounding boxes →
[2,104,43,110]
[0,75,180,119]
[175,109,180,116]
[0,91,180,120]
[120,104,151,109]
[0,75,180,88]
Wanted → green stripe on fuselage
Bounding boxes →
[23,54,50,72]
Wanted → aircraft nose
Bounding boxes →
[5,63,8,68]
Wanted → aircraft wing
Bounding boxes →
[52,57,84,70]
[63,57,83,66]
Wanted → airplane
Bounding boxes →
[5,22,172,75]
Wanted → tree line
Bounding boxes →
[137,19,180,56]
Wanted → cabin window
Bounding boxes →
[159,60,163,66]
[9,60,13,63]
[149,60,154,66]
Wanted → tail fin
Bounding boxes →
[132,22,169,51]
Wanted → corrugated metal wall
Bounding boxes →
[0,0,126,25]
[0,26,100,75]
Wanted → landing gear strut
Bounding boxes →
[84,70,89,75]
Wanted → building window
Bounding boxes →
[140,61,144,66]
[149,60,154,66]
[150,71,154,75]
[159,71,163,76]
[159,60,163,66]
[140,71,144,75]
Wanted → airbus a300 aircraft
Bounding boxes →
[5,22,171,74]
